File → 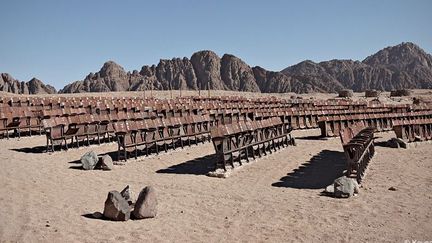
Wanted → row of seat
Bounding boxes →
[210,117,295,171]
[318,112,432,137]
[0,110,43,138]
[339,123,375,184]
[393,119,432,142]
[42,113,212,155]
[114,116,212,161]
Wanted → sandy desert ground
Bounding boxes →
[0,127,431,242]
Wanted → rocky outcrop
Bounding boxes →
[59,42,432,94]
[190,50,225,90]
[282,42,432,93]
[0,73,56,94]
[253,66,302,93]
[220,54,260,92]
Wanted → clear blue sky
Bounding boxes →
[1,0,431,90]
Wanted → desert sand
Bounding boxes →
[0,129,431,242]
[0,90,432,242]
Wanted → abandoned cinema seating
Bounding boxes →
[113,114,212,161]
[210,117,295,171]
[393,118,432,142]
[339,123,375,183]
[318,111,432,137]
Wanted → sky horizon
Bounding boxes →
[1,0,431,90]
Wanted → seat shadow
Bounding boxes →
[81,212,111,221]
[295,135,327,140]
[156,153,217,175]
[374,141,394,148]
[69,165,84,170]
[10,145,47,154]
[272,149,346,189]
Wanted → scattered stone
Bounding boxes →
[120,185,133,205]
[80,151,99,170]
[133,186,158,219]
[96,155,113,170]
[332,176,359,198]
[103,191,131,221]
[388,187,397,191]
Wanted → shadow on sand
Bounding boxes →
[156,153,217,175]
[294,135,328,141]
[272,149,346,189]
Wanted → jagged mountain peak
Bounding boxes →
[98,60,127,78]
[363,42,432,68]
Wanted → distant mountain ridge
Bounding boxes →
[60,42,432,94]
[2,42,431,95]
[0,73,56,95]
[281,42,432,92]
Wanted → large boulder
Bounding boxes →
[95,155,113,170]
[103,191,131,221]
[133,186,158,219]
[80,151,99,170]
[333,176,359,198]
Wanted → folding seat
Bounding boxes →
[412,119,425,141]
[57,116,78,149]
[117,111,128,121]
[165,117,182,149]
[297,111,306,129]
[68,115,85,147]
[113,121,135,161]
[321,117,334,137]
[43,118,67,151]
[405,121,415,142]
[330,116,341,137]
[0,112,8,138]
[304,111,312,129]
[85,114,101,144]
[24,109,42,135]
[210,123,236,170]
[180,116,193,146]
[5,112,22,139]
[16,109,32,136]
[426,119,432,140]
[290,113,299,130]
[153,118,169,153]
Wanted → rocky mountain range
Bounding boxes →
[0,73,56,94]
[2,42,431,95]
